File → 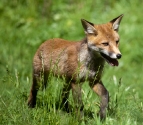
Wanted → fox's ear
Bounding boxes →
[110,14,124,31]
[81,19,97,35]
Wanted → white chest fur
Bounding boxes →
[78,46,104,81]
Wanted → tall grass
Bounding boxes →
[0,0,143,124]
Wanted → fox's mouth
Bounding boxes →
[100,53,119,66]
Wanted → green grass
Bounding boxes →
[0,0,143,124]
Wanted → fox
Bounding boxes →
[27,14,123,120]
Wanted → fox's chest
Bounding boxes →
[78,63,104,81]
[78,49,104,81]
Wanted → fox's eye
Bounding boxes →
[116,40,119,44]
[102,42,109,46]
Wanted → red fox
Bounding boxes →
[27,14,123,120]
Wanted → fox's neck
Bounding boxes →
[76,38,105,81]
[79,38,105,68]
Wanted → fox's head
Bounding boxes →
[81,14,123,66]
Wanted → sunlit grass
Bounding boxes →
[0,0,143,124]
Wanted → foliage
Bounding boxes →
[0,0,143,124]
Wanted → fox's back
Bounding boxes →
[33,38,80,77]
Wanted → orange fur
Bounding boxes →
[27,14,123,120]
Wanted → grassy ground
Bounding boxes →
[0,0,143,125]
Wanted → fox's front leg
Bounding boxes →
[61,82,71,112]
[89,81,109,120]
[71,83,84,119]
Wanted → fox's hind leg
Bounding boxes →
[27,72,39,108]
[89,81,109,120]
[27,70,48,108]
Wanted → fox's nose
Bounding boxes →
[116,54,122,59]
